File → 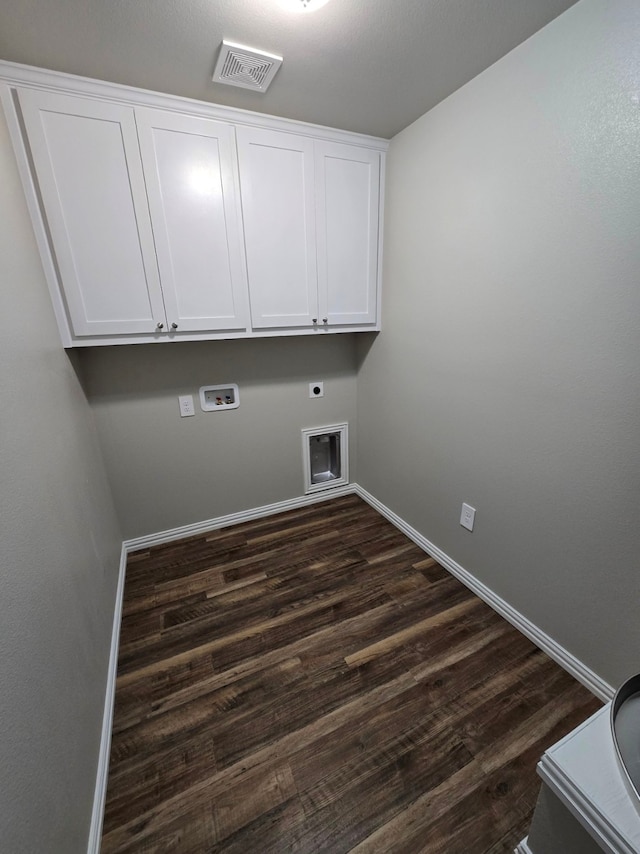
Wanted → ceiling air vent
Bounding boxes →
[212,41,283,93]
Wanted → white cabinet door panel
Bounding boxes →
[237,127,318,329]
[135,109,248,331]
[315,142,379,326]
[18,89,166,336]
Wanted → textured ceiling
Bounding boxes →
[0,0,579,138]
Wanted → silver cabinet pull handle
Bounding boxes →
[322,317,328,324]
[171,322,178,329]
[156,322,164,330]
[312,318,317,324]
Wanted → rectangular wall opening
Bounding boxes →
[302,423,349,494]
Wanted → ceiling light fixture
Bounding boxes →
[278,0,332,13]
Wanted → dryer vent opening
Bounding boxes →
[302,423,349,494]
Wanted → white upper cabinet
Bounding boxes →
[236,127,318,329]
[315,141,380,327]
[237,127,381,332]
[135,108,248,332]
[18,89,166,336]
[5,66,386,346]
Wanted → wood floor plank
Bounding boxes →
[116,580,391,675]
[102,495,601,853]
[112,582,432,729]
[107,610,511,822]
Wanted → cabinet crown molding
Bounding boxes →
[0,59,389,151]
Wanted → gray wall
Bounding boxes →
[356,0,640,688]
[0,109,122,851]
[81,335,358,539]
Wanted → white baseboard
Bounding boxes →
[124,484,357,551]
[87,543,128,854]
[353,485,614,703]
[515,838,533,854]
[90,482,614,851]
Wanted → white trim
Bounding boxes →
[0,59,389,150]
[124,485,356,551]
[0,84,73,346]
[375,150,385,332]
[87,544,128,854]
[514,838,533,854]
[33,323,380,349]
[352,485,614,702]
[301,423,349,495]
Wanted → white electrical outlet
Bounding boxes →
[178,395,195,417]
[309,381,324,398]
[460,502,476,532]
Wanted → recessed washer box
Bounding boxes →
[199,384,239,411]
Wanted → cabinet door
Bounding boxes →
[18,89,166,336]
[236,127,318,329]
[135,109,248,332]
[315,142,380,326]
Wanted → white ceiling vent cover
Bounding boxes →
[213,41,283,93]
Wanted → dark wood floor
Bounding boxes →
[102,494,600,853]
